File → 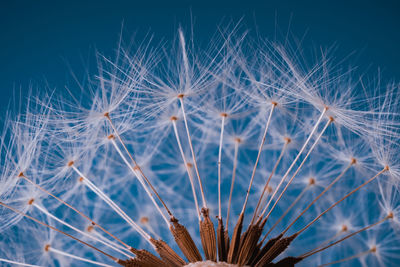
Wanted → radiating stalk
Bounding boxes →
[90,228,131,253]
[0,201,119,263]
[218,113,227,219]
[171,117,201,220]
[259,109,328,220]
[178,96,207,209]
[105,114,173,218]
[296,166,389,236]
[282,160,355,235]
[263,184,310,240]
[241,104,276,215]
[0,258,41,267]
[251,137,290,224]
[226,138,240,229]
[301,215,390,259]
[109,136,170,227]
[33,204,131,258]
[307,229,347,256]
[318,249,373,267]
[71,165,152,244]
[48,246,115,267]
[18,173,132,251]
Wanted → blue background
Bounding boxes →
[0,0,399,114]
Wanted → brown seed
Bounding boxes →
[255,234,298,267]
[129,247,167,267]
[224,229,230,253]
[237,220,265,266]
[200,208,217,262]
[170,217,202,262]
[150,238,186,267]
[217,217,227,262]
[251,234,283,266]
[269,256,303,267]
[227,212,244,263]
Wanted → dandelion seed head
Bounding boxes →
[1,24,400,267]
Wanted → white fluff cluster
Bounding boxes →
[0,27,399,267]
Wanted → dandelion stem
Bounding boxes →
[33,204,132,258]
[0,258,41,267]
[171,118,201,220]
[48,246,115,267]
[0,201,119,263]
[241,104,276,215]
[301,216,389,259]
[19,174,132,251]
[218,114,226,219]
[260,110,330,221]
[71,166,152,244]
[179,96,207,209]
[282,160,354,235]
[296,167,389,236]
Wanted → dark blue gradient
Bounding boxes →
[0,0,399,112]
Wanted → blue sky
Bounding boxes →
[0,0,399,114]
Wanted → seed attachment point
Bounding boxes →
[387,211,394,219]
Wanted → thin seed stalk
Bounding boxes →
[263,117,333,222]
[252,139,289,224]
[226,139,240,229]
[241,104,275,215]
[19,173,132,251]
[297,166,389,236]
[178,96,207,209]
[259,108,328,219]
[282,160,354,235]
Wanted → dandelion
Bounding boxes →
[1,25,400,267]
